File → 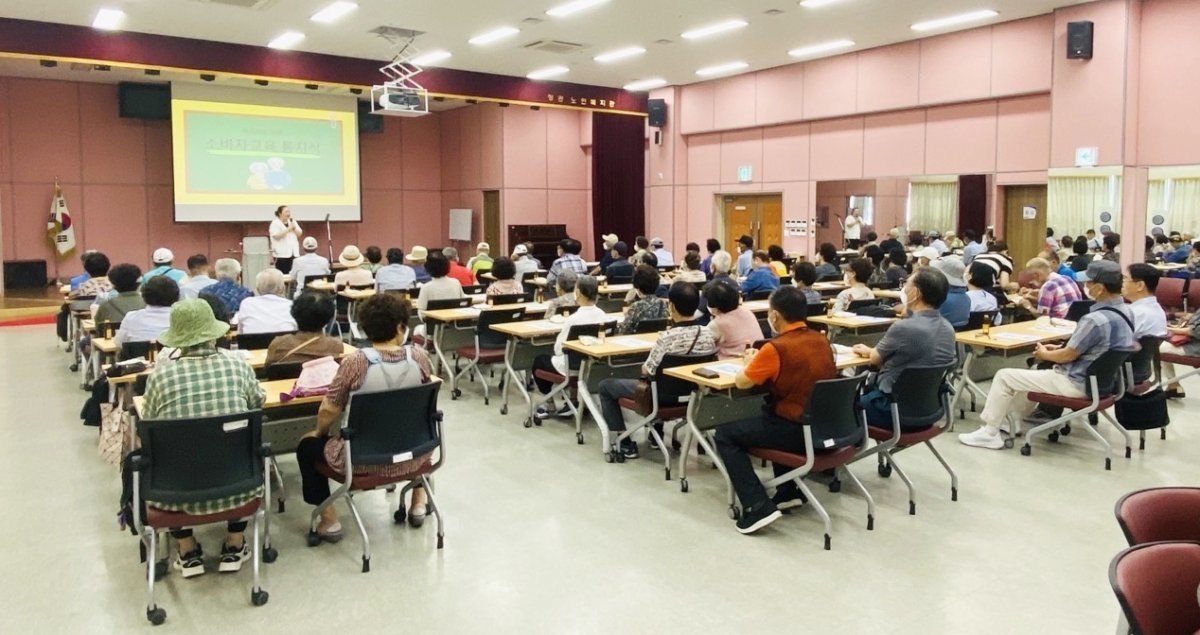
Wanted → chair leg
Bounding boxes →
[473,360,490,404]
[422,476,445,549]
[925,441,958,502]
[885,450,918,515]
[1078,415,1115,470]
[839,466,876,530]
[794,479,832,550]
[646,420,671,480]
[269,457,286,513]
[250,509,268,606]
[1099,410,1133,459]
[145,529,163,624]
[344,494,371,572]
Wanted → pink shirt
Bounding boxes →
[708,307,764,359]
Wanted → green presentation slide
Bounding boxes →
[183,111,346,196]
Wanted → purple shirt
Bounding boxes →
[1036,273,1084,319]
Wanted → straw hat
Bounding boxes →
[406,245,429,263]
[158,299,230,348]
[338,245,365,268]
[302,236,318,251]
[152,248,174,264]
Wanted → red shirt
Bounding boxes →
[448,262,476,287]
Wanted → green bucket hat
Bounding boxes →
[158,299,230,348]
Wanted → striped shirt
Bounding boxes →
[1062,299,1137,388]
[142,347,266,515]
[547,254,587,288]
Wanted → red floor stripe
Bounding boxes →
[0,315,56,327]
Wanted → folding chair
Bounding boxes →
[1065,300,1095,323]
[307,382,445,572]
[610,353,717,478]
[1022,349,1133,469]
[236,331,295,350]
[632,317,669,334]
[487,293,528,306]
[413,297,473,349]
[264,361,304,380]
[1155,276,1187,314]
[1115,487,1200,546]
[1110,541,1200,635]
[131,410,273,625]
[607,273,633,285]
[747,375,874,550]
[462,284,486,296]
[451,306,527,405]
[856,364,957,515]
[1187,278,1200,312]
[529,322,617,433]
[746,289,773,301]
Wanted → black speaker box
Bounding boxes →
[1067,21,1094,60]
[4,260,48,289]
[647,99,667,128]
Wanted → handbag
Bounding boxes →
[98,403,132,467]
[1167,333,1192,347]
[279,354,339,402]
[631,326,704,416]
[1114,388,1170,431]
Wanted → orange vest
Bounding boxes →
[765,325,837,421]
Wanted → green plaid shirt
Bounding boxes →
[142,347,267,515]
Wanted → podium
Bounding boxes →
[242,237,270,286]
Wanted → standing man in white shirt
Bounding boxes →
[269,205,303,274]
[291,236,331,296]
[844,207,863,249]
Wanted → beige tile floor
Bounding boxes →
[5,324,1199,633]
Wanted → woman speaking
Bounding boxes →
[269,205,303,274]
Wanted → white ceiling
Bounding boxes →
[0,0,1098,89]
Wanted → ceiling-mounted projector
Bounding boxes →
[371,85,429,117]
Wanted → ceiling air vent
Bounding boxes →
[194,0,278,9]
[653,38,674,45]
[522,17,544,25]
[522,40,585,54]
[370,26,427,41]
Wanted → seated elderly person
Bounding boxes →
[140,299,266,577]
[264,291,345,365]
[94,263,145,325]
[791,261,822,307]
[114,276,180,347]
[676,251,708,284]
[296,294,435,541]
[199,258,256,315]
[715,286,839,534]
[605,242,634,282]
[621,265,668,334]
[831,259,876,312]
[1016,257,1083,320]
[545,269,579,315]
[597,282,717,459]
[530,275,609,418]
[179,254,216,300]
[375,248,416,292]
[142,248,186,284]
[291,236,332,296]
[484,257,525,297]
[705,280,763,359]
[334,246,375,287]
[708,249,741,293]
[415,252,466,317]
[959,260,1138,449]
[363,246,383,274]
[72,251,113,298]
[852,268,958,428]
[234,268,297,334]
[931,256,970,329]
[741,251,781,300]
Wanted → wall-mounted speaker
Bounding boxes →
[1067,21,1094,60]
[647,98,667,128]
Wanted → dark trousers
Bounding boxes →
[531,354,560,394]
[170,521,248,540]
[714,416,806,511]
[274,257,294,275]
[297,436,333,506]
[598,378,640,433]
[861,389,893,429]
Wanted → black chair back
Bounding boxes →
[890,364,955,430]
[344,382,441,469]
[1087,349,1134,398]
[137,411,265,506]
[97,320,122,339]
[1065,300,1096,323]
[607,273,633,285]
[236,331,294,350]
[633,317,669,334]
[425,297,473,311]
[120,340,160,362]
[488,293,528,306]
[779,275,793,286]
[655,352,718,406]
[265,361,305,381]
[868,280,900,290]
[964,311,998,331]
[848,298,882,312]
[800,375,868,449]
[747,289,773,301]
[564,322,617,371]
[817,273,843,282]
[476,307,526,349]
[1130,336,1162,385]
[555,304,582,317]
[462,284,485,296]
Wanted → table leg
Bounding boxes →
[502,338,532,421]
[431,322,451,380]
[574,358,609,451]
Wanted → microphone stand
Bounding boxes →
[325,213,333,262]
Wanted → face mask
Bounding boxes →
[1083,283,1094,299]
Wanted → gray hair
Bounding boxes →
[711,250,733,274]
[214,258,242,281]
[255,267,286,296]
[442,246,459,261]
[1025,257,1051,273]
[576,275,599,301]
[556,269,578,293]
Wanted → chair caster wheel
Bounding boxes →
[523,418,533,428]
[533,416,543,427]
[958,410,965,420]
[1003,438,1015,449]
[1105,457,1112,470]
[361,556,370,573]
[1139,438,1146,451]
[909,501,916,515]
[484,398,490,406]
[604,452,615,463]
[1020,444,1031,456]
[276,500,285,513]
[823,534,831,551]
[680,479,689,493]
[615,452,626,464]
[251,590,269,606]
[1048,431,1059,443]
[306,531,321,547]
[664,467,671,481]
[154,560,169,578]
[263,547,278,563]
[1124,447,1132,459]
[69,363,79,372]
[728,505,740,520]
[437,535,444,549]
[394,504,407,524]
[952,487,959,502]
[147,607,166,625]
[500,405,508,415]
[867,514,875,531]
[451,389,461,400]
[828,478,842,493]
[1061,424,1072,436]
[877,463,893,478]
[576,432,584,444]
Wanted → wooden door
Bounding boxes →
[483,190,500,250]
[1003,185,1048,271]
[759,194,783,249]
[723,196,756,252]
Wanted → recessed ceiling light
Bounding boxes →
[411,50,452,66]
[696,61,748,77]
[799,0,847,8]
[469,26,520,45]
[623,78,667,91]
[594,46,646,63]
[527,65,569,80]
[681,19,749,40]
[310,1,357,24]
[92,8,125,31]
[911,9,999,32]
[788,39,855,58]
[267,31,305,50]
[546,0,610,17]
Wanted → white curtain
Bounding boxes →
[1047,176,1122,236]
[1167,178,1200,233]
[908,182,958,233]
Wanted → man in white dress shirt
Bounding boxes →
[844,207,863,249]
[269,205,303,275]
[291,236,331,296]
[233,268,297,334]
[651,238,675,267]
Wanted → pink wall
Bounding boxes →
[1137,0,1200,165]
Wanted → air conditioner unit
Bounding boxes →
[371,85,429,117]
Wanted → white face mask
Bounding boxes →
[1083,283,1094,299]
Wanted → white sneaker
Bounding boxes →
[959,426,1004,450]
[217,542,250,573]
